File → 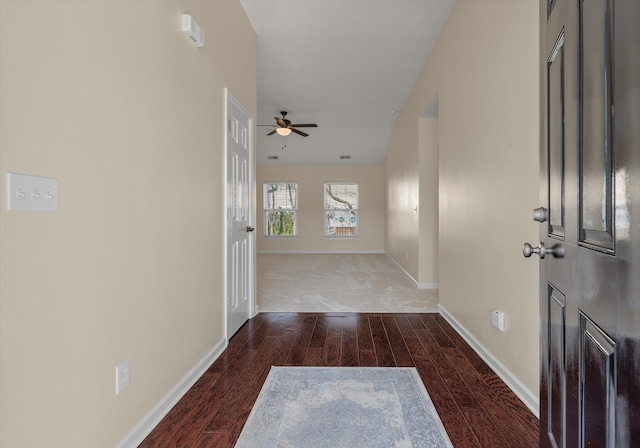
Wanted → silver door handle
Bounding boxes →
[523,242,565,259]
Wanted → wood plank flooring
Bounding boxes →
[140,313,539,447]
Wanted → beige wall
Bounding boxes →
[257,165,385,253]
[0,1,256,447]
[386,0,540,395]
[418,118,439,286]
[385,134,420,278]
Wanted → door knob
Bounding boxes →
[246,226,255,232]
[523,242,565,259]
[533,207,548,222]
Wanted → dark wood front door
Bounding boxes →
[536,0,640,446]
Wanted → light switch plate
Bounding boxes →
[7,173,58,211]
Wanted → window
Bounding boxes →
[324,182,358,237]
[263,182,298,237]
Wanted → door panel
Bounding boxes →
[548,286,567,448]
[538,0,640,446]
[579,0,614,252]
[580,313,616,448]
[548,31,566,239]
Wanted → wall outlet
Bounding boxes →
[115,360,130,395]
[492,310,506,332]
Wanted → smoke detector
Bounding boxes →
[181,14,204,47]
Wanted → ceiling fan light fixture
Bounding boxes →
[275,127,292,136]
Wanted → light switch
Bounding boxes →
[7,173,59,211]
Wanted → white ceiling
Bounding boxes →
[239,0,455,166]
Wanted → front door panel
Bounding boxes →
[549,286,567,448]
[580,313,616,448]
[579,0,614,252]
[548,30,566,240]
[538,0,640,446]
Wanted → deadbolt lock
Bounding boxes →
[533,207,549,223]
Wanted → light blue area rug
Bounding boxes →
[235,367,453,448]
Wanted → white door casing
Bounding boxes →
[225,89,255,340]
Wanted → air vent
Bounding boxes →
[340,155,351,160]
[267,155,279,160]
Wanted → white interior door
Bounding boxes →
[226,90,254,340]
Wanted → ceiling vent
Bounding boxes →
[267,155,279,160]
[340,155,351,160]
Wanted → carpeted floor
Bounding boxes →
[235,366,453,448]
[257,253,439,313]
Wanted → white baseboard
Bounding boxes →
[385,253,439,290]
[385,254,419,286]
[438,304,540,418]
[257,250,385,254]
[116,338,228,448]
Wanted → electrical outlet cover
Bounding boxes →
[492,310,506,332]
[116,360,130,395]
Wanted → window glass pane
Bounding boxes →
[324,182,358,237]
[324,183,358,209]
[263,183,297,237]
[264,183,297,210]
[265,210,297,237]
[325,210,357,236]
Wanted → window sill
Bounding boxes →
[324,236,359,239]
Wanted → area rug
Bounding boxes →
[235,367,453,448]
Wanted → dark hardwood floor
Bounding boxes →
[140,313,539,447]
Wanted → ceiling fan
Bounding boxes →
[258,111,318,137]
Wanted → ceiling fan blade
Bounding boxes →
[291,128,309,137]
[290,123,318,128]
[266,129,277,136]
[275,117,287,128]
